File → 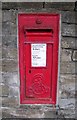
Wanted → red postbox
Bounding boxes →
[18,13,60,104]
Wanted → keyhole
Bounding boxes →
[29,70,31,73]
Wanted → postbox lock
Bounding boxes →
[36,19,42,24]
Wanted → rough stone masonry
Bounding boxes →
[0,2,77,119]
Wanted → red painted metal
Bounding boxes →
[18,13,60,104]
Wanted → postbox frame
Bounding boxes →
[18,13,60,105]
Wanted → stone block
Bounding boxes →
[61,11,76,24]
[0,97,2,107]
[71,50,77,62]
[0,84,9,96]
[9,86,19,97]
[2,21,17,36]
[2,9,17,23]
[59,74,76,98]
[62,24,76,37]
[61,109,75,118]
[2,2,43,10]
[45,2,75,11]
[2,107,17,118]
[0,84,19,97]
[60,48,72,62]
[61,37,77,49]
[2,35,17,48]
[2,46,17,60]
[59,98,75,109]
[2,0,43,9]
[2,72,19,86]
[60,61,75,74]
[2,59,18,72]
[60,81,75,98]
[0,108,2,119]
[60,74,76,83]
[2,96,19,107]
[0,45,2,59]
[0,59,2,71]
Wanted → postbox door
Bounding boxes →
[24,43,53,99]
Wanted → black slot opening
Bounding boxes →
[26,29,53,33]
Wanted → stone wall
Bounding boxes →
[1,2,77,119]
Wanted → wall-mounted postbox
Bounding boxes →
[18,13,60,104]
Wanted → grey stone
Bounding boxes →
[2,35,17,48]
[0,44,2,59]
[2,96,19,107]
[60,74,76,83]
[61,37,77,49]
[1,84,19,97]
[2,107,17,118]
[45,2,75,11]
[61,11,76,24]
[0,108,2,119]
[59,98,75,109]
[0,84,9,96]
[61,109,75,118]
[60,61,75,74]
[62,24,76,37]
[60,83,75,98]
[2,72,19,86]
[9,86,19,97]
[72,50,77,61]
[2,46,17,60]
[60,74,75,98]
[0,60,2,72]
[0,97,2,107]
[2,2,43,10]
[60,48,72,62]
[2,21,17,36]
[2,9,17,22]
[2,59,18,72]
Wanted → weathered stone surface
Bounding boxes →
[59,76,75,98]
[9,86,19,97]
[61,11,76,24]
[0,73,2,84]
[61,109,75,118]
[2,46,17,60]
[60,62,75,74]
[2,106,63,118]
[2,59,18,72]
[59,98,75,109]
[1,83,19,97]
[0,108,2,120]
[2,21,17,36]
[62,24,76,37]
[0,60,2,72]
[60,48,72,62]
[72,50,77,61]
[0,84,9,96]
[2,9,17,24]
[2,107,17,118]
[2,2,43,10]
[45,2,75,11]
[59,74,76,98]
[2,96,18,107]
[0,97,2,107]
[60,74,76,83]
[0,44,2,59]
[2,35,17,48]
[61,37,77,49]
[2,72,19,86]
